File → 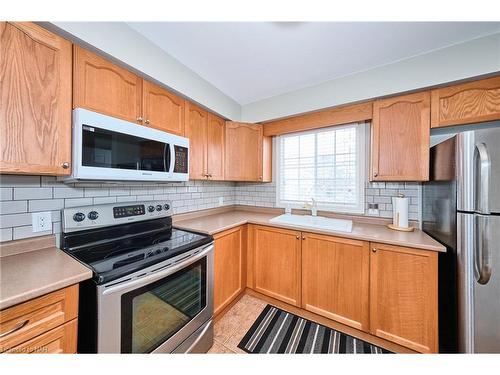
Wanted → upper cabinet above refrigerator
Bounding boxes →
[431,76,500,129]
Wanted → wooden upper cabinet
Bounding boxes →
[301,233,370,332]
[206,113,225,180]
[252,225,302,306]
[142,80,185,135]
[73,45,142,123]
[0,22,72,175]
[225,121,272,182]
[369,242,438,353]
[213,226,245,316]
[431,76,500,128]
[185,101,208,180]
[371,91,430,181]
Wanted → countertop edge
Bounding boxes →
[0,269,92,310]
[175,213,446,253]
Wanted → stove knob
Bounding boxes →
[148,205,155,213]
[163,204,170,211]
[73,212,85,222]
[88,211,99,220]
[156,205,162,211]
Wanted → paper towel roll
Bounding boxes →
[392,194,409,228]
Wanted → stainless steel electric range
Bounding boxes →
[60,200,214,354]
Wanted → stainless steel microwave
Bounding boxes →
[64,108,189,182]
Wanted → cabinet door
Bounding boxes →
[252,225,301,306]
[6,319,77,354]
[225,121,263,181]
[206,113,225,180]
[184,101,208,179]
[301,233,370,331]
[142,80,185,135]
[371,91,430,181]
[0,22,72,175]
[213,226,245,316]
[370,242,438,353]
[431,76,500,128]
[73,45,142,123]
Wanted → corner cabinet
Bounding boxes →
[301,233,370,331]
[225,122,272,182]
[251,225,302,306]
[371,91,430,181]
[431,76,500,128]
[369,242,438,353]
[213,226,246,316]
[0,22,72,175]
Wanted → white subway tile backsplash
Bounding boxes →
[54,186,84,199]
[1,178,235,242]
[0,175,40,187]
[64,198,93,208]
[29,199,64,212]
[0,188,13,201]
[13,225,52,240]
[0,227,13,242]
[14,187,53,200]
[1,200,28,214]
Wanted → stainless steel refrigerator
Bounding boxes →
[423,126,500,353]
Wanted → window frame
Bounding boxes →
[275,122,366,214]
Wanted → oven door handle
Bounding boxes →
[101,243,213,296]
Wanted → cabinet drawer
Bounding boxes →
[5,319,77,354]
[0,285,78,352]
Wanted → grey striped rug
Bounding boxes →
[238,305,392,354]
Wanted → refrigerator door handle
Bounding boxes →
[474,143,491,214]
[475,215,492,285]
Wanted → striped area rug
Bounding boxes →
[238,305,392,354]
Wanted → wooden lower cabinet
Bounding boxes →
[213,226,246,316]
[369,242,438,353]
[301,233,370,331]
[7,319,77,354]
[251,225,301,306]
[0,285,79,354]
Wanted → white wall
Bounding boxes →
[241,32,500,123]
[47,22,241,120]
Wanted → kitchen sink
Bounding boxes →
[269,214,353,233]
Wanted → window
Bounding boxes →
[276,123,366,214]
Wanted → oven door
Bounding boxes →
[96,244,213,353]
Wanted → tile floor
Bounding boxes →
[207,294,267,354]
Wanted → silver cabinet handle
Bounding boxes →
[474,143,491,214]
[137,117,143,123]
[475,215,492,285]
[0,319,29,338]
[144,119,150,124]
[61,162,70,169]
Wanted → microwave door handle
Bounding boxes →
[169,143,175,174]
[163,143,169,172]
[474,143,491,214]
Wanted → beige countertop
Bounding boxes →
[175,208,446,252]
[0,235,92,310]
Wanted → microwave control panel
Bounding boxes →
[174,145,188,174]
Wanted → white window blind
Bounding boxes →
[276,123,366,214]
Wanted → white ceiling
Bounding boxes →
[128,22,500,105]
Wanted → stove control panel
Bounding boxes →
[62,200,173,233]
[113,204,145,218]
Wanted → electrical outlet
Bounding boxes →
[367,203,379,216]
[32,212,52,233]
[218,197,224,206]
